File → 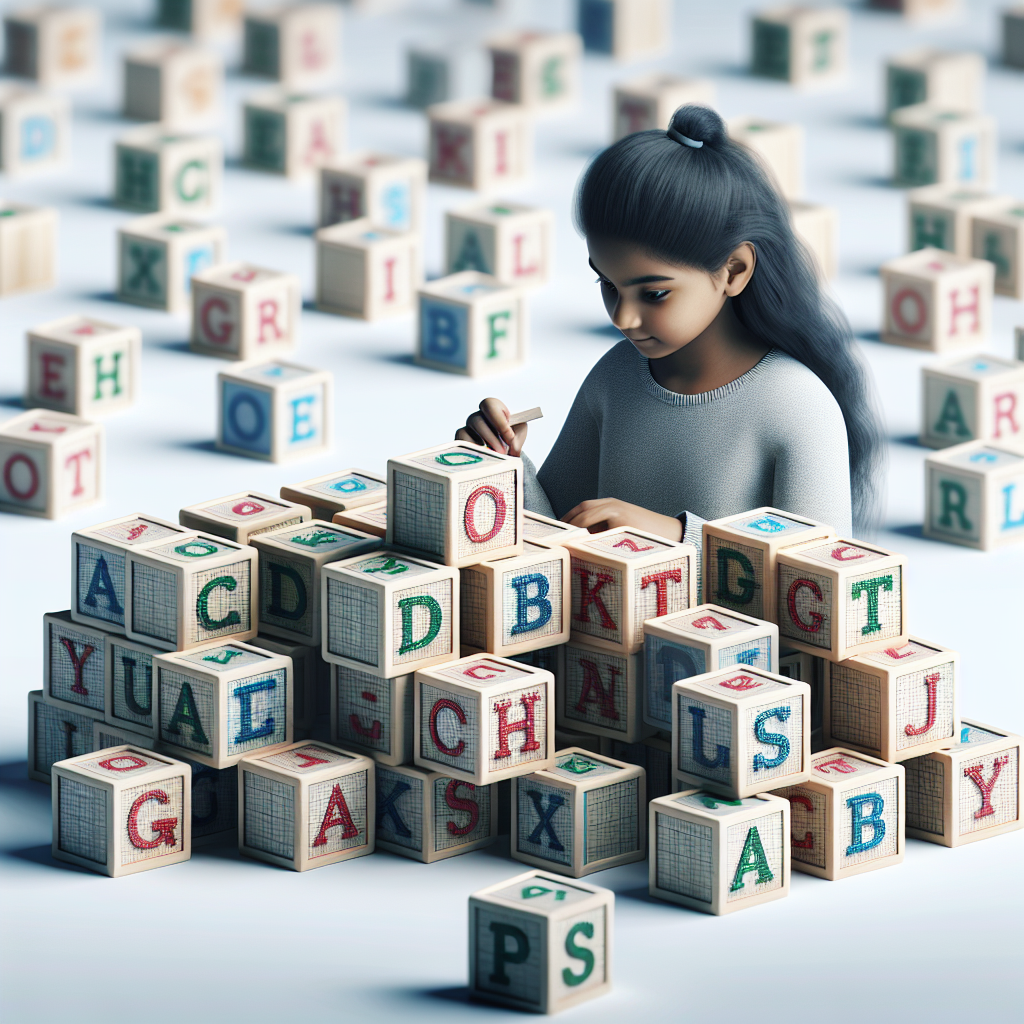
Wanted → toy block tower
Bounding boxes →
[751,6,849,89]
[612,74,715,140]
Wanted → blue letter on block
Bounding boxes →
[752,706,791,771]
[233,677,276,743]
[222,382,272,455]
[421,301,468,368]
[21,116,55,160]
[377,780,413,837]
[846,792,886,855]
[688,705,729,770]
[290,395,316,444]
[83,555,124,618]
[382,182,411,231]
[184,244,214,294]
[578,0,613,53]
[509,573,552,635]
[1002,484,1024,532]
[526,790,564,850]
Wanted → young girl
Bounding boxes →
[456,105,883,558]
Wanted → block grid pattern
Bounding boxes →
[306,770,368,858]
[376,767,424,851]
[225,669,288,756]
[776,784,827,868]
[563,645,630,735]
[584,777,639,864]
[959,746,1019,836]
[844,567,902,650]
[675,696,733,785]
[109,642,155,728]
[829,665,881,750]
[76,544,127,625]
[501,558,564,646]
[433,777,491,851]
[473,906,544,1007]
[726,810,785,902]
[391,579,454,667]
[655,812,713,902]
[705,536,765,617]
[420,683,478,774]
[243,770,295,858]
[516,778,573,865]
[32,700,96,775]
[721,636,772,669]
[903,755,944,835]
[334,666,394,754]
[391,471,446,557]
[188,761,237,839]
[839,776,899,868]
[47,620,106,713]
[326,578,379,665]
[895,661,956,750]
[130,563,178,643]
[457,470,518,559]
[630,557,692,645]
[259,554,314,636]
[119,776,185,865]
[488,683,549,769]
[570,558,623,644]
[644,636,705,730]
[159,671,216,754]
[58,776,108,863]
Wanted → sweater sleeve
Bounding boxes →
[521,453,557,518]
[535,383,602,519]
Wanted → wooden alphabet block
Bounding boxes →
[179,491,311,543]
[251,634,329,739]
[0,201,57,296]
[375,761,496,861]
[319,151,427,233]
[487,31,581,112]
[125,532,258,651]
[1006,7,1024,68]
[104,634,162,739]
[611,74,715,140]
[331,666,413,764]
[560,640,644,743]
[522,509,587,549]
[556,729,607,755]
[242,4,340,89]
[577,0,669,61]
[239,741,372,869]
[332,500,387,538]
[52,745,191,877]
[117,216,225,314]
[281,468,386,522]
[880,247,992,351]
[27,690,97,783]
[4,6,100,89]
[649,789,790,914]
[751,5,849,89]
[924,441,1024,549]
[427,100,531,192]
[512,748,644,876]
[183,758,237,845]
[921,354,1024,449]
[892,104,996,189]
[971,201,1024,299]
[790,201,837,279]
[904,719,1022,847]
[123,42,222,129]
[114,127,221,216]
[445,202,553,289]
[779,648,823,742]
[906,185,1008,258]
[26,316,140,419]
[0,84,69,176]
[643,604,780,733]
[773,746,905,879]
[868,0,960,20]
[886,49,985,121]
[727,116,803,199]
[43,609,109,721]
[387,441,523,565]
[157,0,243,40]
[566,526,697,655]
[243,89,345,179]
[0,409,101,518]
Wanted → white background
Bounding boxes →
[1,0,1022,1021]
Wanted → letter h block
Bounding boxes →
[52,746,191,877]
[566,526,697,655]
[318,151,427,233]
[388,441,523,566]
[243,89,345,180]
[487,31,582,111]
[114,127,221,216]
[43,610,109,723]
[774,747,905,880]
[892,105,996,190]
[280,467,386,522]
[775,538,908,661]
[469,870,613,1014]
[239,742,373,870]
[179,490,312,543]
[559,639,644,743]
[415,655,555,785]
[612,73,715,140]
[751,5,848,88]
[155,641,293,768]
[649,790,791,914]
[445,202,554,289]
[512,748,645,877]
[673,665,811,799]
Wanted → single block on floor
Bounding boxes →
[906,185,1007,258]
[242,3,340,89]
[751,5,848,89]
[727,116,803,199]
[578,0,668,62]
[319,151,427,232]
[886,49,985,120]
[487,31,581,112]
[892,104,996,190]
[243,89,345,179]
[445,202,553,288]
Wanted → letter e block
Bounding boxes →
[4,6,100,89]
[331,666,413,765]
[559,639,644,743]
[319,151,427,232]
[281,467,386,521]
[27,691,97,784]
[892,104,995,189]
[612,73,715,140]
[180,490,312,543]
[487,31,581,111]
[114,127,221,216]
[445,202,554,289]
[123,42,222,129]
[428,100,531,192]
[751,5,848,88]
[243,89,344,179]
[0,201,57,296]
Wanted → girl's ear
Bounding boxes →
[723,242,757,296]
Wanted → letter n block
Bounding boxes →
[445,202,554,289]
[52,745,191,877]
[559,639,644,743]
[243,89,344,179]
[0,200,57,296]
[280,467,386,522]
[487,31,581,111]
[114,127,221,216]
[774,747,904,880]
[428,100,531,192]
[179,490,312,543]
[239,742,373,870]
[892,105,996,189]
[0,84,69,177]
[104,635,162,739]
[469,869,613,1013]
[751,5,848,88]
[331,667,413,765]
[319,151,427,233]
[611,73,715,140]
[904,719,1022,847]
[414,655,555,785]
[27,690,98,783]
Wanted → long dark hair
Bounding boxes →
[575,104,884,532]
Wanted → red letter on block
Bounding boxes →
[3,453,39,500]
[787,578,824,633]
[493,692,541,758]
[573,569,617,629]
[904,673,939,737]
[429,698,466,757]
[64,448,91,497]
[574,658,620,720]
[312,783,359,845]
[789,794,815,849]
[40,352,66,399]
[963,756,1010,820]
[444,779,480,836]
[59,637,95,695]
[640,569,682,617]
[127,789,178,849]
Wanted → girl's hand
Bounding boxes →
[563,498,684,542]
[455,398,528,457]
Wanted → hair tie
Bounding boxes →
[667,127,704,149]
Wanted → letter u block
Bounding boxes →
[559,639,644,742]
[972,201,1024,299]
[445,202,554,289]
[673,665,811,799]
[155,640,292,767]
[775,538,908,660]
[906,185,1006,257]
[123,42,222,129]
[239,741,373,870]
[0,409,102,518]
[578,0,669,61]
[0,83,69,177]
[650,789,790,914]
[512,748,645,877]
[43,610,108,721]
[179,490,312,543]
[0,200,57,297]
[387,441,523,566]
[243,89,345,180]
[331,666,412,764]
[892,104,996,189]
[27,691,97,783]
[487,31,581,111]
[612,73,715,140]
[923,441,1024,549]
[280,467,386,522]
[104,635,162,739]
[415,655,555,785]
[887,49,984,121]
[566,526,697,655]
[751,5,848,88]
[183,757,238,846]
[125,532,258,651]
[644,604,780,732]
[114,127,221,216]
[4,5,100,89]
[319,151,427,232]
[469,869,613,1014]
[190,262,301,360]
[774,747,905,879]
[242,3,340,89]
[375,762,496,861]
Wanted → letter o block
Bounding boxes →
[469,870,613,1014]
[280,467,386,522]
[415,655,555,785]
[179,490,312,544]
[43,610,109,721]
[331,666,413,765]
[52,745,191,877]
[559,639,644,743]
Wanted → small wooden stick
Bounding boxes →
[509,407,543,426]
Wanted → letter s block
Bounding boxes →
[469,869,613,1014]
[179,490,312,544]
[52,745,191,877]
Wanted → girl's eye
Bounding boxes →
[643,289,670,302]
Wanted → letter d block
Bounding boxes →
[776,538,908,660]
[239,742,373,870]
[331,666,413,765]
[0,85,69,177]
[649,790,790,915]
[179,490,312,543]
[469,870,613,1014]
[114,127,221,216]
[155,641,292,768]
[52,746,191,877]
[559,639,644,743]
[446,202,554,289]
[774,747,904,880]
[280,467,387,522]
[415,655,555,785]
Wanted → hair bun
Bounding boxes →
[667,104,727,149]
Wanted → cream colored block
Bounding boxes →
[332,500,387,538]
[0,201,57,296]
[886,49,985,119]
[559,639,645,743]
[157,0,243,40]
[751,5,849,89]
[0,83,69,176]
[242,4,340,89]
[27,690,97,783]
[487,31,581,111]
[242,89,345,179]
[4,6,100,88]
[331,666,413,765]
[179,490,311,543]
[319,151,427,233]
[250,634,329,739]
[123,42,222,129]
[972,201,1024,299]
[790,200,838,279]
[728,116,803,198]
[578,0,669,62]
[611,74,715,140]
[522,509,588,549]
[281,469,386,522]
[114,127,221,216]
[892,104,996,190]
[906,185,1008,257]
[445,201,553,288]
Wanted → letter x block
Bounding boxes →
[750,5,849,88]
[239,741,373,870]
[892,104,996,190]
[566,526,697,655]
[280,467,386,522]
[43,610,109,721]
[331,666,413,765]
[52,746,191,877]
[906,185,1007,258]
[469,870,613,1014]
[0,83,69,177]
[559,639,644,743]
[180,490,312,543]
[612,73,715,141]
[415,655,555,785]
[774,747,905,880]
[4,5,100,89]
[242,3,340,90]
[319,151,427,233]
[487,31,581,111]
[0,200,57,297]
[123,42,222,129]
[114,127,221,216]
[775,538,908,661]
[243,90,345,180]
[445,202,554,289]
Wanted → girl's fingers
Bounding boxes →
[465,412,506,452]
[507,422,529,457]
[480,397,515,446]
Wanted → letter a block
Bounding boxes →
[243,90,345,180]
[52,746,191,877]
[331,666,413,765]
[774,747,905,880]
[673,665,811,799]
[105,634,162,739]
[4,5,100,89]
[775,538,908,660]
[512,748,645,876]
[179,490,312,544]
[487,31,581,112]
[0,83,70,177]
[906,185,1006,258]
[0,201,57,296]
[415,655,555,785]
[566,526,697,655]
[751,5,849,89]
[114,127,221,216]
[612,73,715,141]
[387,441,523,566]
[644,604,780,733]
[559,639,644,743]
[428,100,531,192]
[27,690,98,783]
[319,151,427,233]
[123,42,222,129]
[375,762,496,861]
[155,641,292,768]
[280,467,386,522]
[445,202,554,289]
[892,104,996,189]
[43,610,109,722]
[469,870,613,1013]
[904,719,1022,847]
[239,741,373,870]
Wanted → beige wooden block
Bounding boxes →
[331,665,413,765]
[104,633,163,739]
[445,201,553,289]
[180,756,237,846]
[123,42,222,129]
[242,89,345,180]
[319,151,427,233]
[727,116,803,199]
[904,719,1022,847]
[868,0,960,20]
[4,6,100,89]
[42,609,110,722]
[157,0,243,40]
[522,509,588,549]
[406,44,481,109]
[0,83,69,176]
[649,789,791,914]
[559,638,645,743]
[0,409,101,518]
[27,690,97,783]
[886,49,985,120]
[1006,7,1024,68]
[972,201,1024,299]
[114,127,221,216]
[179,490,311,543]
[281,468,386,522]
[578,0,669,62]
[892,104,996,190]
[250,634,329,739]
[332,500,387,537]
[790,201,837,279]
[0,201,57,296]
[751,5,849,89]
[773,746,905,880]
[242,3,341,89]
[606,732,672,801]
[611,74,715,140]
[487,31,581,111]
[906,185,1008,258]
